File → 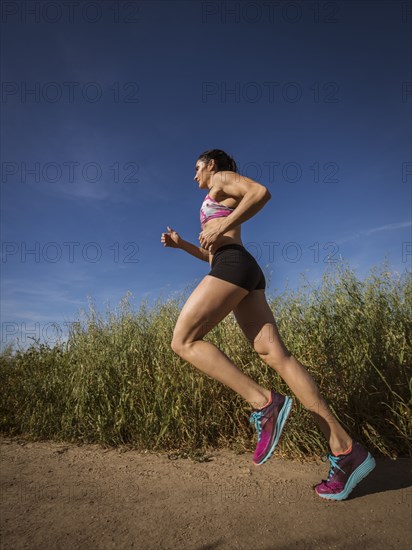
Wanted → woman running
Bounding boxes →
[160,148,376,501]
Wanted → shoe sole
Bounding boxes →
[254,397,293,466]
[315,453,376,501]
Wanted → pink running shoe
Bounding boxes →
[249,390,292,465]
[314,440,376,501]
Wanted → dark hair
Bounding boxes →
[197,149,238,173]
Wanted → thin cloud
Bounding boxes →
[337,221,412,244]
[365,221,412,235]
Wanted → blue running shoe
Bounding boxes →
[249,390,292,466]
[315,440,376,501]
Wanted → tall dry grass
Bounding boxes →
[1,260,411,459]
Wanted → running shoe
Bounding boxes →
[314,440,376,501]
[249,390,292,465]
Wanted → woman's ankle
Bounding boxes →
[330,438,353,456]
[250,389,272,410]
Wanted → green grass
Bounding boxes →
[1,260,411,459]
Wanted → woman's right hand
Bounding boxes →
[161,226,182,248]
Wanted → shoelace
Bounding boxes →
[250,411,265,441]
[321,453,345,482]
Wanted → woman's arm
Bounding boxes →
[198,172,271,249]
[161,227,210,262]
[179,239,210,262]
[219,186,270,232]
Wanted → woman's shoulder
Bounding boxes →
[211,171,247,202]
[210,171,237,196]
[212,170,270,201]
[211,170,236,185]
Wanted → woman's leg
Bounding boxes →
[171,275,272,409]
[232,289,353,455]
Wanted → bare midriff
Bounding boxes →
[201,218,243,266]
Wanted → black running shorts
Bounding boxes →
[208,244,266,291]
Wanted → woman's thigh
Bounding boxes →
[172,275,249,346]
[232,289,291,358]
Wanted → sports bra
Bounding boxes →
[200,193,235,229]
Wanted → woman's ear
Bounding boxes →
[207,159,216,172]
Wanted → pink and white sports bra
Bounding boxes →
[200,193,235,229]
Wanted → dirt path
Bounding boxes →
[1,435,411,550]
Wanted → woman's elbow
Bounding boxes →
[251,185,271,203]
[261,186,271,202]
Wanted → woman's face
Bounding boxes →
[194,159,214,189]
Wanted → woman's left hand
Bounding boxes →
[199,224,224,250]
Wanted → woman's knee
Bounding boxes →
[252,326,292,369]
[171,333,195,357]
[171,335,185,355]
[257,348,292,372]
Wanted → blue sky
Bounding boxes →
[1,0,411,351]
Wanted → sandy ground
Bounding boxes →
[1,435,411,550]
